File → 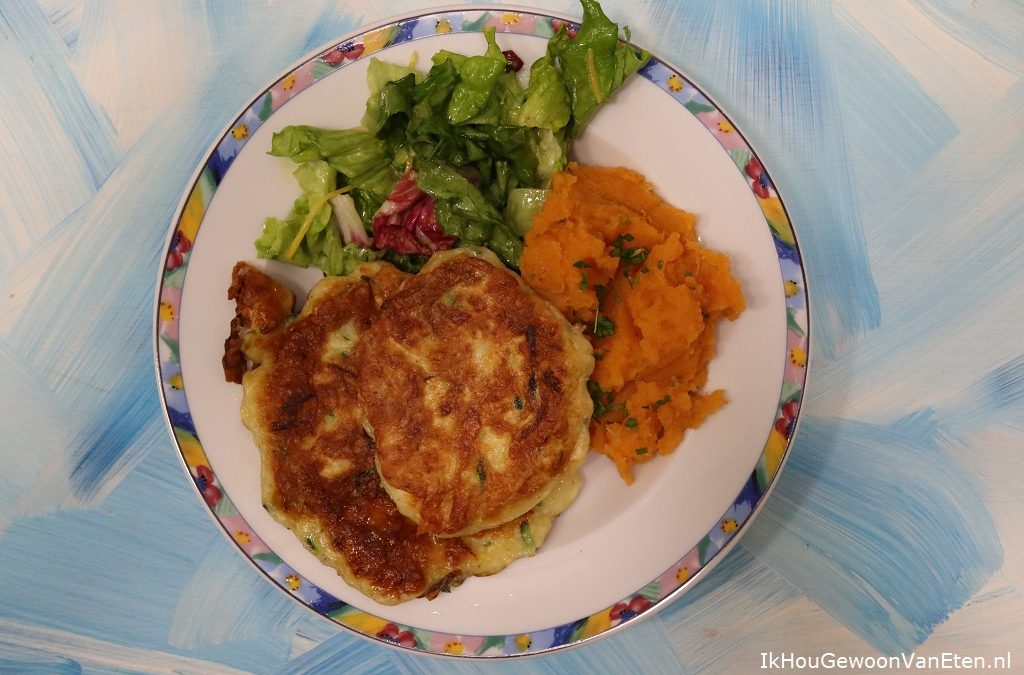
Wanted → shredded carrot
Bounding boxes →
[520,163,745,483]
[282,185,354,261]
[585,48,603,104]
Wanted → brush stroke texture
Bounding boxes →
[0,618,249,675]
[0,0,121,271]
[36,0,82,51]
[739,414,1003,654]
[830,9,959,222]
[168,540,314,652]
[0,441,311,672]
[912,0,1024,74]
[0,0,1021,672]
[811,80,1024,418]
[660,547,808,672]
[4,2,363,515]
[0,343,73,534]
[838,0,1015,129]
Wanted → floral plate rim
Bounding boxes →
[153,4,810,659]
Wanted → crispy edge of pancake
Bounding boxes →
[222,261,295,383]
[238,274,405,601]
[240,273,467,604]
[360,247,594,538]
[289,469,583,602]
[231,261,584,604]
[458,471,582,575]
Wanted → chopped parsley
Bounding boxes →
[520,520,536,550]
[636,447,649,455]
[611,233,648,267]
[652,394,672,409]
[588,380,624,419]
[594,315,616,338]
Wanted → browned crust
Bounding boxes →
[357,261,409,308]
[356,253,590,536]
[243,273,486,600]
[222,261,295,383]
[231,260,584,604]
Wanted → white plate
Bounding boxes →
[154,6,809,657]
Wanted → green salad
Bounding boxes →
[255,0,649,275]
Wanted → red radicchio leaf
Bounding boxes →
[371,170,457,256]
[502,49,524,72]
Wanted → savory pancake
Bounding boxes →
[222,261,296,384]
[356,248,594,538]
[229,261,580,604]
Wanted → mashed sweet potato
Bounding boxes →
[520,163,745,483]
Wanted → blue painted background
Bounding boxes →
[1,0,1021,672]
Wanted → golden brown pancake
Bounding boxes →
[230,261,580,604]
[222,261,296,383]
[356,248,594,538]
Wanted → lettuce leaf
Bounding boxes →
[446,27,507,124]
[531,128,568,184]
[268,125,321,163]
[362,58,423,133]
[255,213,306,264]
[415,161,529,268]
[255,160,382,275]
[256,0,645,273]
[417,161,501,240]
[270,126,398,197]
[548,0,649,137]
[503,56,571,131]
[316,239,382,276]
[505,188,549,236]
[257,210,380,275]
